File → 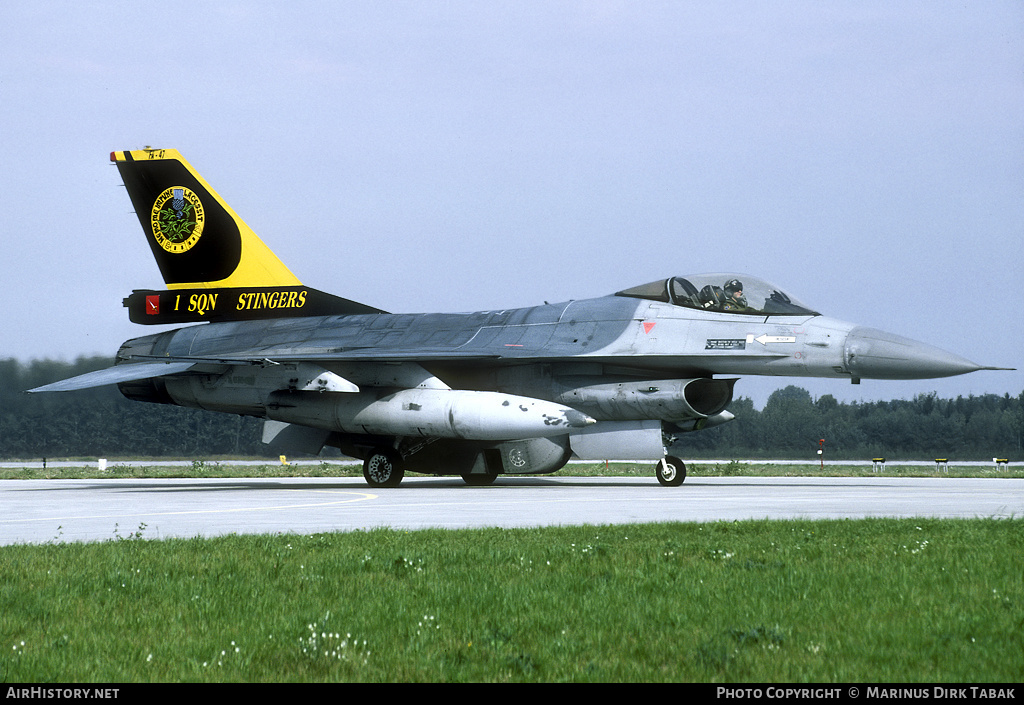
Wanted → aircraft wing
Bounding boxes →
[26,350,503,395]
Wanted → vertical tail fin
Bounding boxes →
[111,148,300,289]
[113,149,385,324]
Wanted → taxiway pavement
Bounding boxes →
[0,475,1020,545]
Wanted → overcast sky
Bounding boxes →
[2,1,1021,408]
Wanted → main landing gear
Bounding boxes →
[361,447,499,487]
[363,448,404,488]
[364,447,688,488]
[655,455,687,487]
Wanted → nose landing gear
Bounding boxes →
[655,455,686,486]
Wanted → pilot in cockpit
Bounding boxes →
[721,279,752,312]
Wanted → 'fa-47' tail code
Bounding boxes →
[113,149,384,323]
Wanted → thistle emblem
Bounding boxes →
[151,186,205,253]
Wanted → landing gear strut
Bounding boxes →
[655,455,686,486]
[363,448,404,487]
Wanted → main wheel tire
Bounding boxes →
[363,449,404,487]
[461,473,498,486]
[655,455,686,487]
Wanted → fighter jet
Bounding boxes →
[29,149,1011,487]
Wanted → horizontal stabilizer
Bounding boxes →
[27,361,196,393]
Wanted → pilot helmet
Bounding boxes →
[724,279,744,294]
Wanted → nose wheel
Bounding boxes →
[656,455,686,486]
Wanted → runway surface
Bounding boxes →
[1,475,1020,545]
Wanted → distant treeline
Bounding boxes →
[2,357,1022,461]
[679,385,1023,461]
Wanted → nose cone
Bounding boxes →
[845,327,986,380]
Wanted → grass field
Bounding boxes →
[1,518,1021,682]
[1,458,1022,480]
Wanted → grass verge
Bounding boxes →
[1,459,1021,480]
[1,519,1021,682]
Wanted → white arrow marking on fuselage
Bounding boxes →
[747,334,798,345]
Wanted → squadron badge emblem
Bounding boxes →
[151,186,205,253]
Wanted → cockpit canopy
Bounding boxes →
[615,274,819,316]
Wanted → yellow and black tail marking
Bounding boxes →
[113,149,385,324]
[112,148,300,289]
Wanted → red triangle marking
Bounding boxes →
[643,321,656,334]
